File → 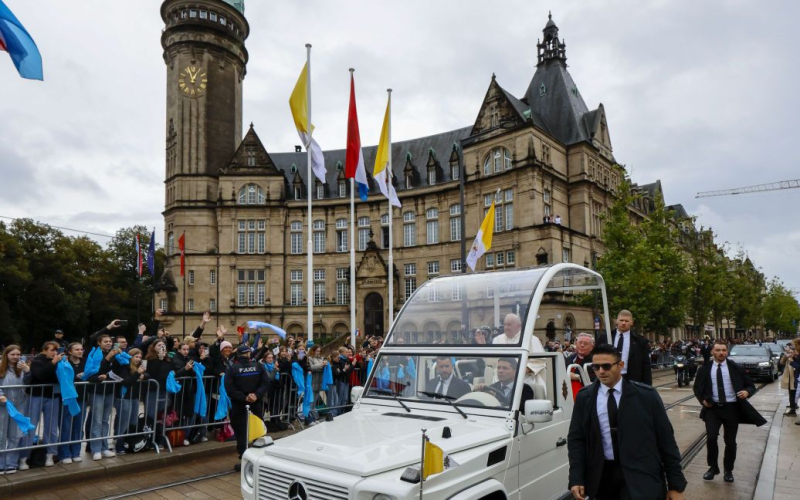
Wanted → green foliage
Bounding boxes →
[727,249,766,332]
[0,220,164,350]
[762,278,800,334]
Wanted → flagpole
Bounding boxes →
[305,43,314,345]
[349,69,357,348]
[419,428,427,500]
[387,89,394,334]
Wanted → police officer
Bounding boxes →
[225,345,269,471]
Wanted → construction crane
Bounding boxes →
[696,179,800,198]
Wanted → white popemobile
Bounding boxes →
[241,264,610,500]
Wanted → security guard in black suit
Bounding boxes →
[693,340,767,483]
[597,310,653,385]
[225,345,270,468]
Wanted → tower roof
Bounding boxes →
[221,0,244,14]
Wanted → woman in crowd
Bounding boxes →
[144,339,172,427]
[306,345,327,424]
[326,352,340,416]
[0,345,31,474]
[86,334,120,461]
[114,348,146,454]
[260,350,286,430]
[26,341,63,467]
[58,342,86,464]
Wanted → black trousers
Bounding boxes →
[789,389,797,410]
[705,403,739,471]
[230,400,265,458]
[595,460,629,500]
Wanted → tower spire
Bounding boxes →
[537,12,567,66]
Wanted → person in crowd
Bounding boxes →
[58,342,86,463]
[87,333,121,460]
[597,310,652,385]
[0,345,32,474]
[53,330,68,353]
[425,357,470,399]
[566,333,596,400]
[492,313,545,352]
[700,339,712,366]
[325,352,341,416]
[306,345,327,425]
[791,339,800,425]
[113,348,146,454]
[225,345,269,471]
[334,347,353,412]
[171,342,197,445]
[567,344,686,500]
[694,340,767,482]
[779,344,797,416]
[260,350,286,430]
[144,339,172,430]
[25,341,64,467]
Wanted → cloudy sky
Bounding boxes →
[1,0,799,293]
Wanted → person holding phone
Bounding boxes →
[86,333,120,460]
[0,344,32,474]
[171,342,197,446]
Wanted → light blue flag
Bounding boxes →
[246,321,286,339]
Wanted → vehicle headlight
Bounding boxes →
[758,362,771,367]
[243,460,255,488]
[373,494,395,500]
[676,364,684,368]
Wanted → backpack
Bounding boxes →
[126,415,155,453]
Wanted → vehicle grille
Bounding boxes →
[257,467,349,500]
[736,362,760,369]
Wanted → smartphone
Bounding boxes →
[113,343,120,350]
[118,320,129,326]
[20,356,27,363]
[141,360,148,370]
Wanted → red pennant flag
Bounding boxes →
[178,232,185,277]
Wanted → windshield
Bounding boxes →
[730,346,768,356]
[364,353,523,411]
[386,268,549,347]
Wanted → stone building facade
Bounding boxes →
[156,2,668,341]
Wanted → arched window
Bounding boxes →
[238,184,265,205]
[483,147,512,176]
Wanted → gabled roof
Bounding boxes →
[270,127,472,196]
[220,124,282,176]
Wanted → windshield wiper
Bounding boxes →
[371,388,412,413]
[417,391,468,419]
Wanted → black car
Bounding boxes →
[728,345,778,381]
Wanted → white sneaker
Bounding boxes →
[61,458,73,465]
[93,452,102,461]
[5,469,16,475]
[18,459,29,471]
[183,439,190,446]
[102,450,116,458]
[201,436,208,442]
[45,454,54,467]
[72,456,83,463]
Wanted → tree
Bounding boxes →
[762,278,800,335]
[687,230,731,336]
[727,249,765,334]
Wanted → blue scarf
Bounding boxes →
[82,347,103,380]
[377,365,391,390]
[56,358,81,417]
[214,374,231,421]
[367,358,374,378]
[321,363,333,391]
[407,357,417,379]
[263,361,279,380]
[193,363,207,417]
[5,400,35,434]
[166,371,182,393]
[302,372,313,418]
[292,362,305,397]
[115,352,132,365]
[246,321,287,339]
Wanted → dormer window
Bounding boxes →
[316,183,325,200]
[294,186,302,200]
[451,163,459,180]
[428,168,436,186]
[246,149,256,166]
[339,180,346,198]
[238,184,265,205]
[405,175,412,189]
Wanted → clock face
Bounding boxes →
[178,66,207,98]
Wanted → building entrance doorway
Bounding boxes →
[364,293,385,338]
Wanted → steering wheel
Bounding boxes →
[455,391,501,407]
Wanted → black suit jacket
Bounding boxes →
[568,380,686,499]
[489,380,533,407]
[693,359,767,427]
[598,329,653,385]
[425,375,471,400]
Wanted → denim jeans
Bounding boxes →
[1,407,24,469]
[115,398,139,452]
[88,389,113,453]
[336,381,350,413]
[58,400,86,459]
[26,396,61,456]
[326,387,339,417]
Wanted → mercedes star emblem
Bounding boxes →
[288,480,308,500]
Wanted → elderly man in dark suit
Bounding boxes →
[424,356,471,400]
[597,310,652,385]
[568,344,686,500]
[694,340,767,483]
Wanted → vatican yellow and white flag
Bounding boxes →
[373,96,401,208]
[466,198,496,271]
[289,61,326,182]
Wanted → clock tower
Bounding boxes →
[160,0,249,331]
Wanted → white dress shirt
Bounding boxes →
[615,331,631,375]
[436,373,454,396]
[596,378,623,460]
[710,361,736,403]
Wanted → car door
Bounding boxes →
[516,355,571,500]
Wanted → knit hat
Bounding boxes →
[220,341,233,351]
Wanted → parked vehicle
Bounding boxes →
[728,345,778,381]
[240,265,606,500]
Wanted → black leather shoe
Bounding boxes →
[723,471,734,483]
[234,463,241,472]
[703,467,720,480]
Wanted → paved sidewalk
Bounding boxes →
[771,400,800,500]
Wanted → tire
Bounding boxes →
[677,378,682,388]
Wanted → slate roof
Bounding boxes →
[667,204,690,219]
[222,0,245,14]
[269,127,472,195]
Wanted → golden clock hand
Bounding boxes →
[189,69,197,83]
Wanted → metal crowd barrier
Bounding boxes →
[0,379,162,458]
[650,350,675,369]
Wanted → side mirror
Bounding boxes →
[351,386,364,402]
[524,399,553,424]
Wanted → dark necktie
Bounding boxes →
[716,363,726,403]
[616,333,624,353]
[607,388,620,460]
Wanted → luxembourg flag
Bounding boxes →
[466,195,497,271]
[0,0,43,80]
[345,72,369,201]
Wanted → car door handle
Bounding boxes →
[556,437,567,447]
